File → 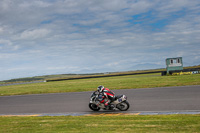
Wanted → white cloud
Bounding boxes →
[0,0,200,80]
[0,39,12,46]
[0,27,4,34]
[0,39,20,51]
[47,66,79,71]
[128,0,153,13]
[18,29,51,40]
[20,1,52,8]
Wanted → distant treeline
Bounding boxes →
[1,65,199,84]
[2,77,44,83]
[0,73,104,84]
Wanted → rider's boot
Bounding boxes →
[104,102,109,110]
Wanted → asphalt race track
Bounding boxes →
[0,85,200,115]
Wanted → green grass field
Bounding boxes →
[0,115,200,133]
[0,73,200,96]
[1,73,200,96]
[0,73,200,132]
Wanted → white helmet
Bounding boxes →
[97,85,104,92]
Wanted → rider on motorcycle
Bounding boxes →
[97,85,116,109]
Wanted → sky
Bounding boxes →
[0,0,200,81]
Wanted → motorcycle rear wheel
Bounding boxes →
[116,101,130,111]
[89,103,100,111]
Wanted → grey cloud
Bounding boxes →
[0,0,200,80]
[18,29,51,40]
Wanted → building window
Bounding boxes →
[177,58,180,63]
[171,59,174,64]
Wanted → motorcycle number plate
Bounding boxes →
[118,98,122,102]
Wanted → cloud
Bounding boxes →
[0,39,19,51]
[0,0,200,80]
[0,39,12,46]
[18,29,51,40]
[0,27,4,34]
[20,1,52,8]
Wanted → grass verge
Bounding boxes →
[0,73,200,96]
[0,114,200,133]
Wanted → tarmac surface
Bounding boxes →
[0,85,200,116]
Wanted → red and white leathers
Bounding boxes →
[100,88,115,106]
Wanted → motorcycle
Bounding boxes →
[89,91,130,111]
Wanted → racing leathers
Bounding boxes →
[99,88,115,108]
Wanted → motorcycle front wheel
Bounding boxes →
[89,103,100,111]
[116,101,130,111]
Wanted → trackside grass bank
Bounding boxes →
[0,115,200,133]
[0,73,200,96]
